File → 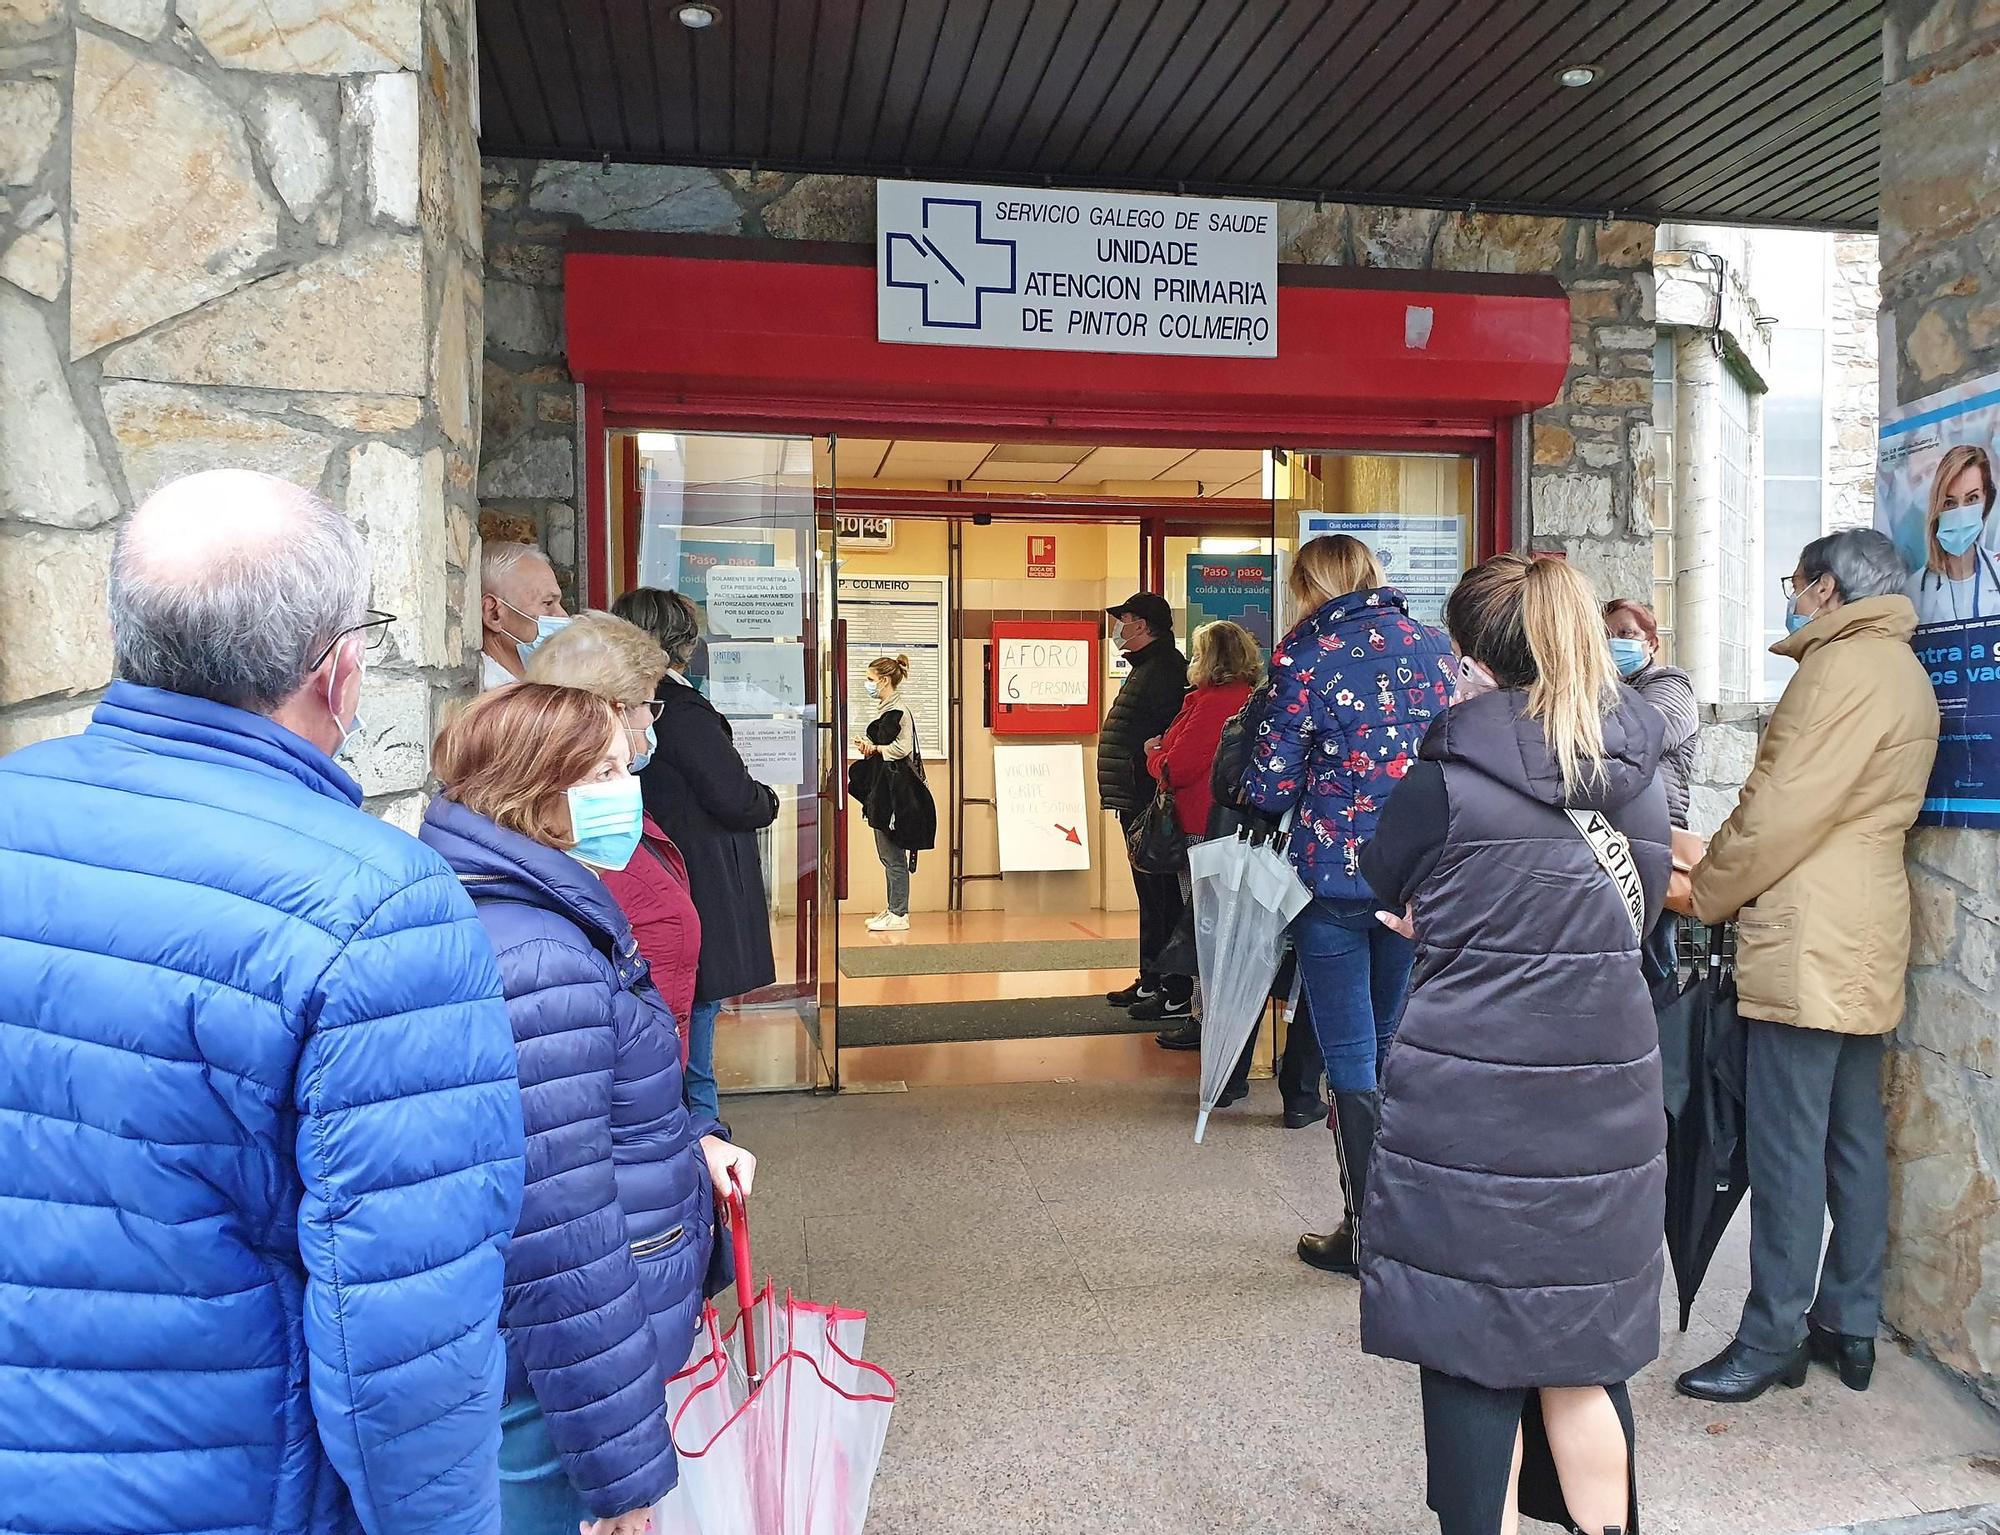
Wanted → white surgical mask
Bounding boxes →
[863,678,880,698]
[326,645,364,759]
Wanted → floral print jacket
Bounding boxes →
[1241,586,1456,901]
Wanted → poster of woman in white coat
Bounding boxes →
[1907,443,2000,624]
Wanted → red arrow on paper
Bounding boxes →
[1055,822,1081,845]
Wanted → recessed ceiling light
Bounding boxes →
[1556,64,1600,88]
[678,3,719,28]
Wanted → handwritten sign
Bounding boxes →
[994,743,1091,872]
[708,642,805,714]
[706,565,802,639]
[997,633,1090,705]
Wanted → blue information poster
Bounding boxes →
[1185,554,1275,656]
[1913,616,2000,827]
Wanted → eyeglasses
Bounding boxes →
[629,699,667,723]
[310,610,396,670]
[1779,575,1803,600]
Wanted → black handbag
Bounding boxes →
[1125,777,1188,874]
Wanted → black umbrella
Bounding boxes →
[1655,924,1751,1331]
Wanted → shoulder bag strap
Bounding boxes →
[1564,809,1645,940]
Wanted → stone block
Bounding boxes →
[1692,715,1759,788]
[0,198,63,298]
[292,394,423,432]
[1911,869,1963,969]
[0,79,58,186]
[1905,968,2000,1076]
[1909,309,1971,382]
[1569,376,1650,407]
[368,789,427,836]
[1596,325,1655,351]
[1685,783,1739,839]
[759,174,871,243]
[1432,212,1566,274]
[1531,473,1616,538]
[478,506,537,545]
[478,434,573,499]
[0,698,95,754]
[103,234,425,394]
[1546,536,1651,615]
[434,247,473,449]
[1532,424,1574,466]
[1907,0,1965,58]
[536,392,574,425]
[101,381,335,504]
[0,524,114,705]
[179,0,420,74]
[70,34,278,357]
[545,501,575,577]
[482,358,526,449]
[350,71,418,227]
[345,674,432,796]
[0,0,61,43]
[1594,220,1654,269]
[348,442,449,667]
[1568,288,1620,321]
[1350,205,1440,270]
[1276,200,1348,266]
[1576,439,1623,469]
[528,160,742,233]
[0,287,119,529]
[1911,826,1996,890]
[486,279,561,357]
[78,0,169,38]
[1962,911,2000,992]
[1882,47,2000,267]
[250,89,333,222]
[488,240,562,287]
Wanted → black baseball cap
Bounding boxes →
[1107,592,1173,633]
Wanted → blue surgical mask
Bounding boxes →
[1608,637,1649,677]
[1785,594,1814,634]
[629,724,657,774]
[1937,503,1986,558]
[515,614,568,666]
[565,775,644,871]
[863,678,880,698]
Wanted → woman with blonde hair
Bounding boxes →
[1358,553,1670,1535]
[1907,443,2000,623]
[1242,535,1456,1268]
[851,652,932,931]
[418,682,756,1535]
[527,612,703,1062]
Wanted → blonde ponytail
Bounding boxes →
[1518,557,1619,794]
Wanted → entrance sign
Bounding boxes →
[1300,512,1464,627]
[994,743,1092,871]
[835,513,894,549]
[878,179,1277,358]
[705,564,802,638]
[838,575,949,759]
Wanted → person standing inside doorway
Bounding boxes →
[1100,591,1191,1022]
[853,653,934,932]
[1241,535,1455,1275]
[480,540,569,690]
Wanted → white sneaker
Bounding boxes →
[866,912,909,931]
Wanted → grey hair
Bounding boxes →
[110,471,369,714]
[612,587,703,668]
[1800,528,1910,602]
[481,538,551,593]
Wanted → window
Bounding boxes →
[1762,326,1825,697]
[1652,337,1677,662]
[1715,365,1753,702]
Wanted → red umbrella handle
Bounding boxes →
[724,1166,757,1381]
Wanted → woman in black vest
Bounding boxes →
[1359,554,1671,1535]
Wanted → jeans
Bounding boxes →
[686,998,721,1124]
[873,826,909,916]
[1118,809,1190,999]
[1291,896,1415,1095]
[498,1389,590,1535]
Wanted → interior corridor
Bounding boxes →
[731,1078,2000,1535]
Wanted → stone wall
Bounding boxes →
[0,0,483,825]
[478,160,1655,606]
[1827,233,1883,532]
[1685,705,1771,837]
[1878,0,2000,1409]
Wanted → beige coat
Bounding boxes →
[1692,597,1940,1035]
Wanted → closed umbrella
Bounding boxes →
[1656,925,1750,1330]
[1189,823,1312,1142]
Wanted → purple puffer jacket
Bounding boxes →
[1241,586,1456,899]
[421,798,721,1518]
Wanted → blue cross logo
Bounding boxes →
[885,197,1017,330]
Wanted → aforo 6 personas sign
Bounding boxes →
[877,179,1277,358]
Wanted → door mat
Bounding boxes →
[837,937,1130,978]
[840,994,1159,1048]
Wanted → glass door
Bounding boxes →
[606,429,834,1093]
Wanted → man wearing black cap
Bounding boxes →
[1100,591,1192,1027]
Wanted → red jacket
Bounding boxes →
[599,815,701,1064]
[1145,679,1254,837]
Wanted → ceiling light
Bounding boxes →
[1556,64,1600,88]
[677,3,719,28]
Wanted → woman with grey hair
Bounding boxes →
[611,588,779,1123]
[1678,529,1940,1404]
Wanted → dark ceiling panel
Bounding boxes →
[476,0,1883,229]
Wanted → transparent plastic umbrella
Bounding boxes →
[655,1177,897,1535]
[1189,823,1313,1142]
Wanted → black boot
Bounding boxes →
[1277,1005,1328,1129]
[1298,1089,1378,1274]
[1675,1338,1810,1402]
[1214,1032,1255,1107]
[1808,1324,1876,1391]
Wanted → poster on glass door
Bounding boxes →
[1299,512,1463,627]
[1185,555,1274,655]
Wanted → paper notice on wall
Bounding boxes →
[996,632,1091,705]
[730,716,807,787]
[706,565,803,638]
[839,575,948,758]
[708,642,806,714]
[994,743,1091,872]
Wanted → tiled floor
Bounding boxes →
[727,1076,2000,1535]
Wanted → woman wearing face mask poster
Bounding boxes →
[1603,598,1698,983]
[420,682,756,1535]
[1908,444,2000,624]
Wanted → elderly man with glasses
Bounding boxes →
[0,470,526,1535]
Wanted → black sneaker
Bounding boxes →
[1107,978,1154,1008]
[1130,992,1191,1023]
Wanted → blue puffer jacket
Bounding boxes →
[1242,587,1457,900]
[0,683,526,1535]
[419,798,719,1518]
